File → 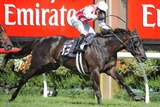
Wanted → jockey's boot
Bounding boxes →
[73,34,85,54]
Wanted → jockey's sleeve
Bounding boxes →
[83,5,97,20]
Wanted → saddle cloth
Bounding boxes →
[61,39,77,57]
[61,39,87,75]
[61,38,87,57]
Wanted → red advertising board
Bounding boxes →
[128,0,160,40]
[0,0,94,38]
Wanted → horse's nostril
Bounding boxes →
[142,56,147,62]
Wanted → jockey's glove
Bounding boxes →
[98,15,104,20]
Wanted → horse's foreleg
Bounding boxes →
[107,67,144,101]
[2,53,12,68]
[91,68,101,105]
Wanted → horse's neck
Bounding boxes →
[114,33,130,53]
[93,33,129,54]
[105,33,129,55]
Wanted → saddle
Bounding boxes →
[61,39,85,57]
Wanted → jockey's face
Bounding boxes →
[96,9,106,19]
[96,9,101,15]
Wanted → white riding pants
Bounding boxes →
[70,15,96,36]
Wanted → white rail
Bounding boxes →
[117,52,160,103]
[118,52,160,59]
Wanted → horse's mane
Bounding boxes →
[113,28,128,34]
[96,28,128,37]
[93,28,130,51]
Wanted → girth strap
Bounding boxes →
[76,52,86,75]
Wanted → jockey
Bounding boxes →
[70,1,111,53]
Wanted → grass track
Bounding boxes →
[0,94,160,107]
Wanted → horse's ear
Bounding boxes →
[1,26,4,31]
[0,25,6,32]
[133,28,137,34]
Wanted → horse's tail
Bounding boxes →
[2,40,36,68]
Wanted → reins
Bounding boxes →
[105,14,128,47]
[106,25,128,47]
[106,15,126,23]
[104,15,137,52]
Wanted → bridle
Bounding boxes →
[107,26,141,54]
[104,15,141,54]
[125,32,142,55]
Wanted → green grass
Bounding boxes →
[0,94,160,107]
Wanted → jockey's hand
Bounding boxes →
[98,13,105,20]
[98,17,103,20]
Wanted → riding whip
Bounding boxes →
[106,15,126,23]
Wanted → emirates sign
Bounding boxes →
[0,0,94,37]
[128,0,160,40]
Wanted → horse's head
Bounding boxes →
[0,25,13,50]
[125,28,147,62]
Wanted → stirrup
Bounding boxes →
[77,48,84,53]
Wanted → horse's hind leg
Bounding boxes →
[91,69,101,105]
[8,67,42,101]
[107,66,144,101]
[8,63,60,101]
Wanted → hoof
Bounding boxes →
[97,100,102,105]
[8,99,13,102]
[97,97,102,105]
[8,97,16,102]
[133,96,145,101]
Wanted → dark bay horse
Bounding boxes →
[0,25,13,50]
[2,28,147,104]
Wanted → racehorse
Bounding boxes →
[1,28,147,104]
[0,25,13,50]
